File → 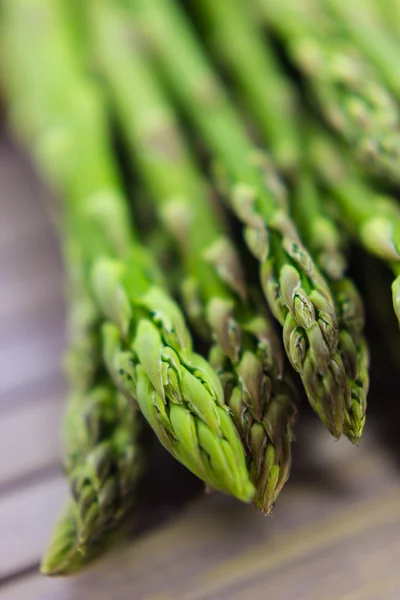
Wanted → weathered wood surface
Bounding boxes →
[1,132,400,600]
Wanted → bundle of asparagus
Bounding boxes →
[0,0,254,574]
[1,0,400,577]
[86,0,296,515]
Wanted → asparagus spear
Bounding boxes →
[0,0,147,572]
[255,0,400,183]
[189,0,368,443]
[369,0,400,41]
[0,0,254,507]
[325,0,400,97]
[292,169,369,443]
[87,0,296,513]
[188,0,369,442]
[41,251,144,575]
[129,0,349,439]
[309,131,400,324]
[41,382,143,575]
[189,0,300,173]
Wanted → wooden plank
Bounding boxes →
[0,331,63,405]
[0,370,67,417]
[0,136,53,248]
[3,473,400,600]
[0,297,65,357]
[0,221,61,276]
[0,394,64,489]
[1,433,399,600]
[164,490,400,600]
[184,507,400,600]
[0,475,68,581]
[0,135,64,323]
[0,329,65,409]
[0,271,64,325]
[0,236,63,323]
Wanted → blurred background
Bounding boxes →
[2,121,400,600]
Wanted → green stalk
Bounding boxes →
[210,0,372,443]
[325,0,400,97]
[370,0,400,40]
[86,0,296,513]
[309,130,400,324]
[41,382,143,576]
[0,0,146,574]
[255,0,400,183]
[41,242,144,575]
[129,0,349,440]
[292,169,369,443]
[1,0,254,532]
[188,0,369,441]
[291,170,345,282]
[190,0,300,172]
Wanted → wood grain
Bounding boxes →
[2,437,400,600]
[0,395,63,489]
[0,331,65,409]
[0,475,68,581]
[0,138,48,247]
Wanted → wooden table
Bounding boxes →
[1,132,400,600]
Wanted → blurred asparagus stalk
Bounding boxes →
[309,131,400,325]
[190,0,300,173]
[86,0,296,513]
[255,0,400,183]
[370,0,400,40]
[325,0,400,98]
[129,0,350,440]
[1,0,255,561]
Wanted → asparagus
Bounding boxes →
[370,0,400,40]
[93,257,255,502]
[203,0,369,443]
[187,0,369,442]
[1,0,254,511]
[309,131,400,324]
[129,0,349,439]
[213,0,370,442]
[87,0,296,513]
[0,0,147,572]
[43,297,142,575]
[54,237,146,575]
[41,383,143,575]
[292,169,369,443]
[256,0,400,183]
[325,0,400,97]
[190,0,300,172]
